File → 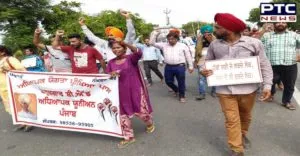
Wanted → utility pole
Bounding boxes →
[163,8,171,26]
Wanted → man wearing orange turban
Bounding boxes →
[105,26,125,40]
[79,10,136,63]
[201,13,273,156]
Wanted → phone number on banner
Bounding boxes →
[43,119,94,127]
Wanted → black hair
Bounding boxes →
[84,37,95,46]
[68,33,81,40]
[166,32,180,40]
[0,45,13,56]
[23,45,36,55]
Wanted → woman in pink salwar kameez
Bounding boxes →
[106,40,155,148]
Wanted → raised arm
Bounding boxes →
[135,43,145,51]
[149,30,165,49]
[52,30,64,50]
[120,10,136,44]
[124,42,138,53]
[255,23,271,39]
[33,28,46,50]
[133,35,142,45]
[79,17,108,48]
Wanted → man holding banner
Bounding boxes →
[201,13,273,156]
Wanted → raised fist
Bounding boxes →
[56,30,64,37]
[34,28,42,35]
[120,9,130,19]
[78,17,85,26]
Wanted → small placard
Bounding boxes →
[205,57,263,86]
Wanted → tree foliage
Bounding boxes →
[182,21,211,36]
[41,1,83,37]
[247,8,260,23]
[0,0,50,50]
[0,0,154,53]
[247,0,300,29]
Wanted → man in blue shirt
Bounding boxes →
[136,37,164,87]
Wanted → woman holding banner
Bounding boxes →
[0,45,33,131]
[106,40,154,148]
[0,46,26,113]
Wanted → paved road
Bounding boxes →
[0,65,300,156]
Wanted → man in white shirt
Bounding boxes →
[136,38,164,86]
[79,10,136,63]
[150,31,194,103]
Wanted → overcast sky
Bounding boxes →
[1,0,272,44]
[53,0,271,27]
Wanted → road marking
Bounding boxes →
[293,87,300,106]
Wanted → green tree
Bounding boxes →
[0,0,51,51]
[182,21,211,36]
[42,1,82,36]
[247,8,260,23]
[247,0,300,29]
[0,1,154,53]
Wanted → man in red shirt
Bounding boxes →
[52,30,106,73]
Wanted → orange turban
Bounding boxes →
[169,29,180,35]
[105,27,124,39]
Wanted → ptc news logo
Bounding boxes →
[260,3,297,22]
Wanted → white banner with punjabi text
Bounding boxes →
[7,71,123,138]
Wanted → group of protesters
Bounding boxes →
[0,9,300,156]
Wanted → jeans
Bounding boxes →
[198,65,216,95]
[164,64,186,98]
